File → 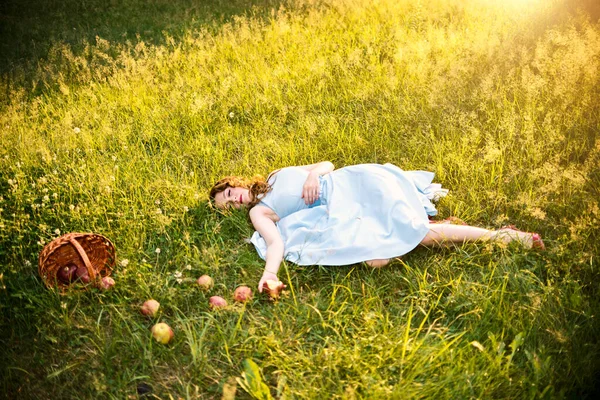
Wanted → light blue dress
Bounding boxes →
[250,163,448,266]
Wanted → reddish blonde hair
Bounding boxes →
[209,175,272,209]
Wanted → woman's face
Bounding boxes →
[214,186,252,209]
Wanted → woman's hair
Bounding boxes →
[209,174,272,209]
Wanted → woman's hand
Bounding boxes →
[302,171,320,205]
[258,271,278,293]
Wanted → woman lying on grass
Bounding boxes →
[210,161,544,292]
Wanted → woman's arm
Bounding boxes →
[298,161,334,205]
[249,206,284,292]
[297,161,335,175]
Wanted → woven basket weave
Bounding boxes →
[38,232,115,289]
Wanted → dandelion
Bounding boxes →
[155,248,161,254]
[73,127,81,133]
[120,259,129,267]
[54,228,61,235]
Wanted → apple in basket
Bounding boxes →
[56,264,78,284]
[75,266,90,284]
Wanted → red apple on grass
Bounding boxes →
[196,275,214,291]
[263,279,286,300]
[209,296,227,309]
[99,276,115,290]
[151,322,174,344]
[233,286,253,303]
[141,299,160,317]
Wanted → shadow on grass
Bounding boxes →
[0,0,298,99]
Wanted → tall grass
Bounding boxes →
[1,0,599,398]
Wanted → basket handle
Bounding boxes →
[69,238,97,282]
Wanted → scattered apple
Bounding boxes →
[141,299,160,317]
[209,296,227,309]
[263,279,286,300]
[56,264,77,284]
[99,276,115,290]
[196,275,214,291]
[151,322,174,344]
[75,266,90,283]
[233,286,253,303]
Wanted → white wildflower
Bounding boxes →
[120,259,129,267]
[142,258,147,263]
[54,228,61,235]
[155,208,162,214]
[111,156,117,161]
[69,204,75,211]
[52,192,58,198]
[42,188,48,193]
[183,206,189,212]
[176,278,183,284]
[155,199,161,205]
[73,127,81,133]
[110,175,115,181]
[61,302,67,309]
[229,111,235,119]
[7,179,14,185]
[174,271,182,278]
[155,248,161,254]
[24,260,32,267]
[43,195,50,202]
[185,264,192,270]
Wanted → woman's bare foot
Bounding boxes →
[495,226,545,250]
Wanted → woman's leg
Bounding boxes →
[420,224,535,248]
[365,259,390,268]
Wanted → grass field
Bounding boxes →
[1,0,600,398]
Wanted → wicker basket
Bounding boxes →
[38,232,115,289]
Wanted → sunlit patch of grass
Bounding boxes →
[1,0,599,398]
